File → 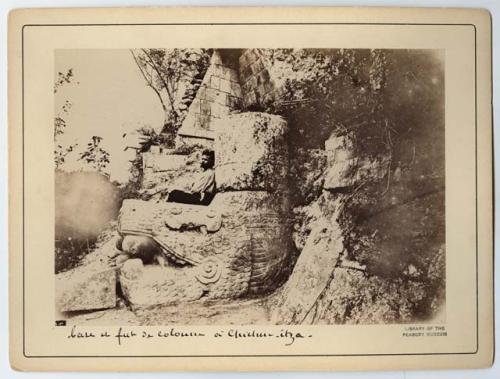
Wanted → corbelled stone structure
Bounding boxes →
[176,50,243,148]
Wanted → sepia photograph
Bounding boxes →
[8,6,493,371]
[54,47,445,326]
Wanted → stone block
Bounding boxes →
[323,158,358,189]
[272,211,343,324]
[210,102,221,118]
[323,134,358,189]
[219,78,231,93]
[212,64,223,77]
[56,263,117,312]
[211,50,223,65]
[251,59,265,75]
[215,91,228,106]
[214,112,289,192]
[149,145,160,154]
[198,114,211,129]
[210,76,220,90]
[119,259,205,308]
[204,87,218,102]
[325,134,354,163]
[142,153,189,189]
[200,101,211,116]
[209,192,291,296]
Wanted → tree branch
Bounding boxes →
[140,49,177,114]
[130,50,168,115]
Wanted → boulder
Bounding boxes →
[56,262,117,312]
[214,112,288,192]
[309,267,428,324]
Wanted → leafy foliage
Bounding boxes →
[54,143,78,169]
[54,68,75,93]
[135,126,173,152]
[54,70,78,169]
[78,136,111,174]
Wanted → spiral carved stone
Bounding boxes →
[194,257,223,284]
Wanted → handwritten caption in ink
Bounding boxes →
[66,326,313,346]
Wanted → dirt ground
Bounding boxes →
[64,297,274,326]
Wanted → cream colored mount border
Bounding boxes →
[8,7,493,371]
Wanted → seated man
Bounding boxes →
[141,149,216,206]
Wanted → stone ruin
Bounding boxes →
[117,112,291,308]
[56,49,376,321]
[56,111,294,312]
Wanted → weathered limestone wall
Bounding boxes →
[238,49,318,110]
[141,148,211,190]
[142,149,189,188]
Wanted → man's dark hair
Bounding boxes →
[202,149,215,168]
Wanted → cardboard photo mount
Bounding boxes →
[8,7,493,371]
